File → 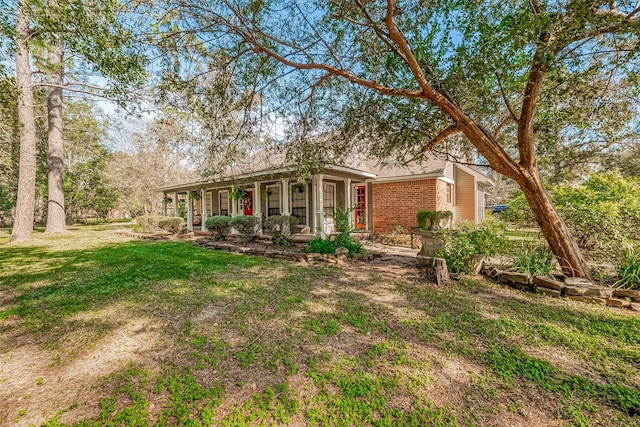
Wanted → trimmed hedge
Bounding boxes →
[206,215,233,241]
[230,215,259,242]
[158,217,186,234]
[264,215,299,245]
[135,215,185,234]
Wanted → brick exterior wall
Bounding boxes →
[436,179,454,212]
[372,179,438,233]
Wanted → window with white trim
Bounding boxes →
[219,190,229,216]
[291,184,307,225]
[323,183,336,219]
[267,185,280,217]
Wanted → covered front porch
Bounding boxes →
[158,166,375,236]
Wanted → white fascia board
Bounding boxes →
[437,177,455,184]
[367,172,443,183]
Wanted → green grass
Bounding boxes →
[1,227,640,426]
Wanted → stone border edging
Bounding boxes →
[193,237,384,264]
[483,267,640,312]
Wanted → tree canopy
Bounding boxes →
[151,0,640,277]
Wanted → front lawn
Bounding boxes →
[1,226,639,426]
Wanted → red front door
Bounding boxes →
[243,191,254,216]
[354,185,366,229]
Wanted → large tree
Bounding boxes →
[2,0,146,240]
[168,0,640,278]
[10,0,38,242]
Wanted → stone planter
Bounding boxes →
[413,229,442,257]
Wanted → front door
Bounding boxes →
[354,185,366,229]
[243,191,254,216]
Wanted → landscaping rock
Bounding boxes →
[564,285,588,296]
[612,289,640,302]
[509,282,533,292]
[351,253,366,262]
[532,276,565,291]
[335,247,349,260]
[629,303,640,312]
[500,272,531,285]
[606,298,630,308]
[582,286,613,298]
[537,287,561,298]
[567,295,606,305]
[564,277,593,287]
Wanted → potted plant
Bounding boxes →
[231,187,249,200]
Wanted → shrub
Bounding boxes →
[305,230,363,256]
[205,215,233,241]
[135,215,186,234]
[467,219,507,257]
[616,246,640,290]
[502,173,640,251]
[158,217,186,234]
[435,231,476,273]
[134,215,163,233]
[334,232,363,254]
[435,219,507,273]
[511,244,555,276]
[230,215,259,242]
[307,237,338,254]
[334,208,352,234]
[264,215,299,245]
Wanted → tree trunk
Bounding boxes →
[10,0,37,243]
[45,36,66,233]
[457,118,591,279]
[515,169,591,279]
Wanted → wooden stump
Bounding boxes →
[416,255,450,285]
[433,258,450,286]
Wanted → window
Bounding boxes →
[323,183,336,219]
[291,184,307,226]
[267,185,280,217]
[219,190,229,216]
[446,183,453,204]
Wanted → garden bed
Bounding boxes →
[193,237,385,264]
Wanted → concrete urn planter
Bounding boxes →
[414,229,442,257]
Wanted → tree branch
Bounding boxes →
[494,72,519,122]
[403,123,461,165]
[518,31,553,169]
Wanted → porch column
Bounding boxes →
[231,186,238,217]
[163,192,168,216]
[173,191,179,217]
[345,178,352,228]
[201,189,208,232]
[313,174,325,237]
[281,178,290,215]
[186,191,193,231]
[253,181,262,234]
